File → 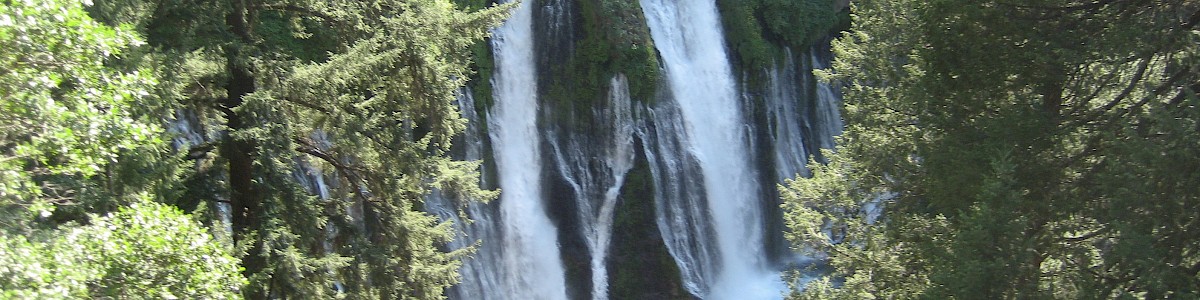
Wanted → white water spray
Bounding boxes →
[767,49,813,179]
[489,0,569,297]
[811,52,844,151]
[639,0,784,298]
[548,76,636,300]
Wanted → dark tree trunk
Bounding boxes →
[223,0,265,299]
[1040,66,1065,123]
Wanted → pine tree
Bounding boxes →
[91,0,509,298]
[786,0,1200,298]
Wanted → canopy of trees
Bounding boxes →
[786,0,1200,298]
[2,0,508,298]
[9,0,1198,298]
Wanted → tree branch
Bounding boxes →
[293,137,373,202]
[185,143,216,160]
[213,100,236,119]
[1063,226,1110,243]
[255,4,342,26]
[1093,57,1152,115]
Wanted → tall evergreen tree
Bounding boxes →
[87,0,509,298]
[4,0,509,296]
[786,0,1200,298]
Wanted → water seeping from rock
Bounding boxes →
[546,76,637,300]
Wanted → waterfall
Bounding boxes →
[442,1,843,298]
[767,49,814,179]
[762,47,845,287]
[639,0,783,298]
[810,52,844,152]
[766,48,844,179]
[488,0,570,297]
[429,88,507,300]
[635,102,719,296]
[429,183,507,300]
[547,76,637,300]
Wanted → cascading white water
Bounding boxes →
[442,2,842,298]
[762,48,845,288]
[429,88,507,300]
[488,0,570,298]
[636,102,719,296]
[547,76,636,300]
[639,0,782,298]
[767,48,813,180]
[429,184,506,300]
[767,48,845,181]
[810,52,844,151]
[589,77,635,300]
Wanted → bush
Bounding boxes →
[0,202,245,299]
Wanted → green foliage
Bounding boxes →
[0,2,243,297]
[716,0,846,70]
[590,0,660,103]
[1,0,189,231]
[787,0,1200,298]
[450,0,499,120]
[544,0,660,129]
[255,11,339,63]
[759,0,839,48]
[782,149,932,300]
[466,37,496,120]
[0,201,245,299]
[130,0,511,298]
[5,0,511,298]
[609,150,689,299]
[1,0,153,201]
[717,0,773,69]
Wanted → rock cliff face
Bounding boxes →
[432,0,849,299]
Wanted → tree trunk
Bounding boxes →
[223,0,264,299]
[1040,71,1065,122]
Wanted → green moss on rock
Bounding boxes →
[541,0,660,130]
[608,138,689,300]
[716,0,848,75]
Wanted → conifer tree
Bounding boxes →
[786,0,1200,298]
[91,0,509,298]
